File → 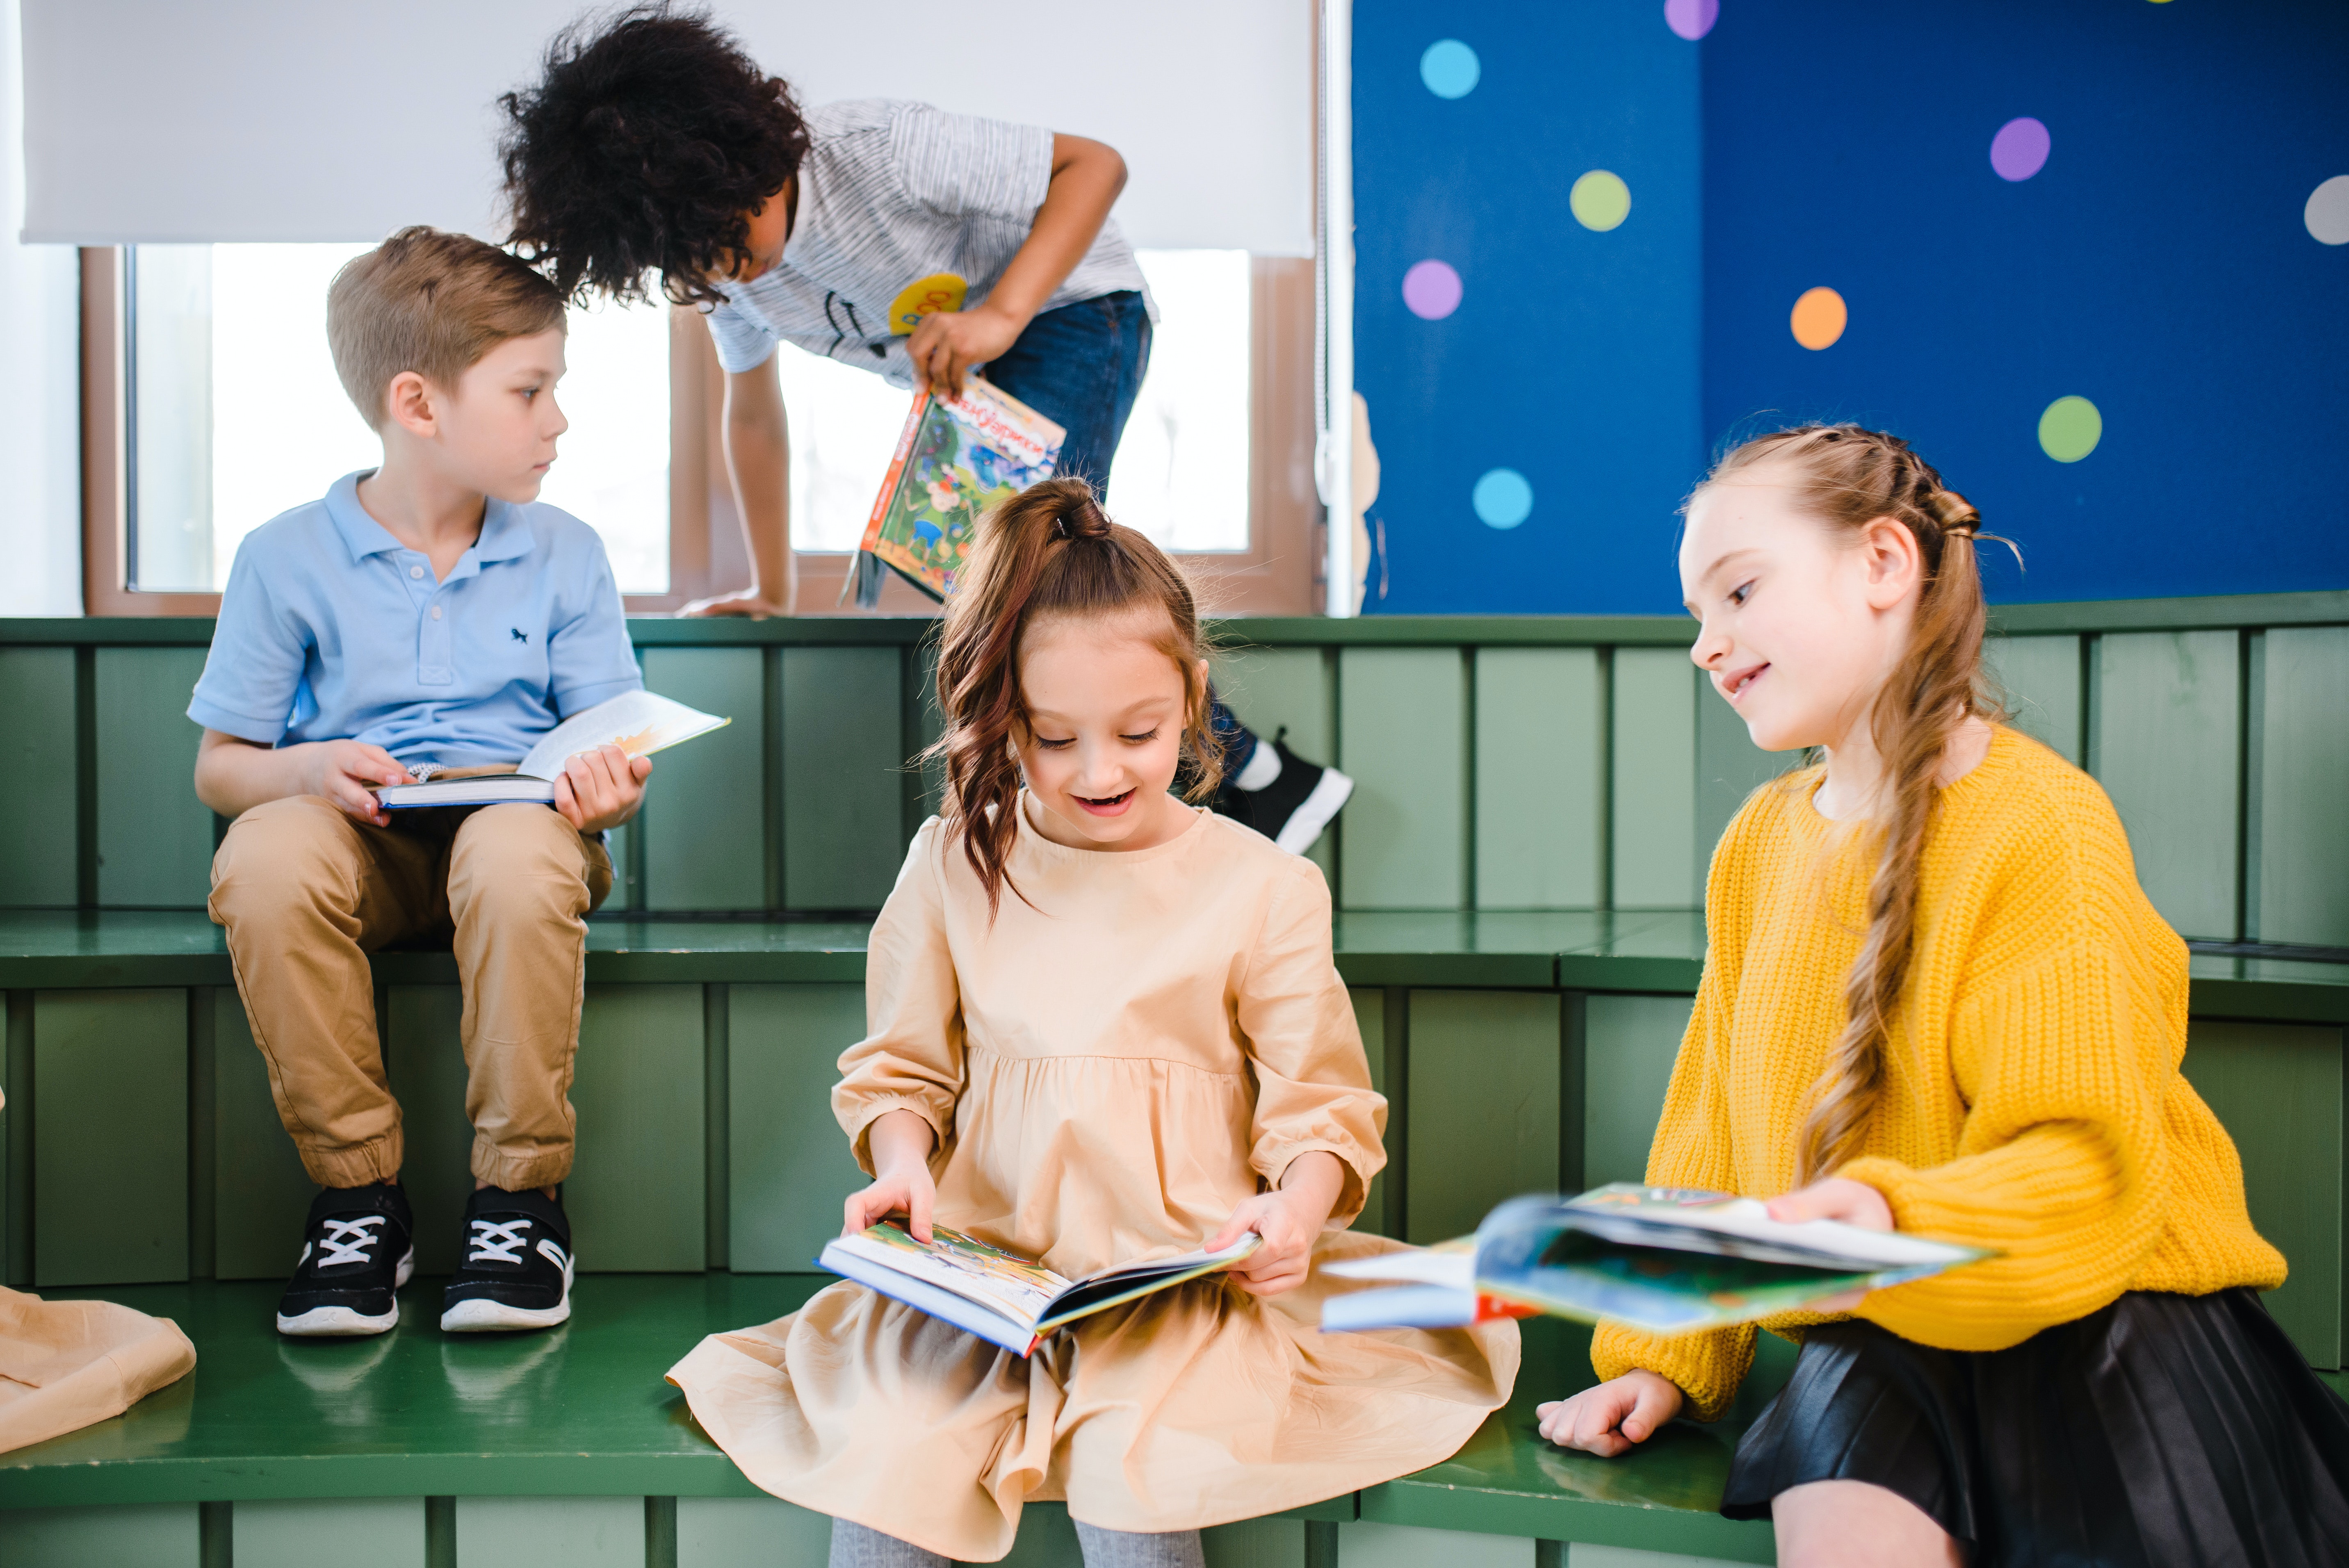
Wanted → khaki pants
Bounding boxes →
[209,795,613,1191]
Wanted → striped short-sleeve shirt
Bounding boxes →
[705,99,1154,389]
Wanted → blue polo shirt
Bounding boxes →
[188,471,643,767]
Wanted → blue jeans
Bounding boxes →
[983,290,1153,495]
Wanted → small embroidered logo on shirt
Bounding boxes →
[511,629,529,643]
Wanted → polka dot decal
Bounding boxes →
[2039,396,2103,462]
[1420,40,1480,99]
[1664,0,1719,41]
[1990,117,2050,181]
[1473,469,1534,529]
[1401,260,1463,319]
[1789,287,1847,349]
[1570,171,1631,231]
[2306,176,2349,245]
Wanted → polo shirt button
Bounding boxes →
[431,606,442,620]
[410,565,423,579]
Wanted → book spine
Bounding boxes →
[860,387,933,557]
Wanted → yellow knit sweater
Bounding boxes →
[1591,726,2283,1422]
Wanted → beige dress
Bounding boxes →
[669,802,1517,1559]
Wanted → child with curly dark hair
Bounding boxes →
[497,6,1356,857]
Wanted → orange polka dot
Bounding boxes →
[1790,287,1847,350]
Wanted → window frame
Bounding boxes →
[80,249,1323,619]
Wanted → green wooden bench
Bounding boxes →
[3,595,2347,1567]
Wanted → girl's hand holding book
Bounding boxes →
[1764,1176,1893,1313]
[844,1109,940,1244]
[1206,1151,1346,1298]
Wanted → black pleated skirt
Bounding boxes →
[1719,1289,2349,1567]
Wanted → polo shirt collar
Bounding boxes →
[323,469,538,571]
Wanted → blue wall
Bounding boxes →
[1353,0,2349,613]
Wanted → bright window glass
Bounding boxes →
[775,249,1251,555]
[126,243,671,595]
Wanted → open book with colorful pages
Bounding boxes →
[1320,1185,1993,1338]
[848,377,1065,607]
[819,1222,1259,1358]
[372,690,730,809]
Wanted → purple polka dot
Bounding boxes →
[1401,260,1462,321]
[1989,117,2050,182]
[1663,0,1718,41]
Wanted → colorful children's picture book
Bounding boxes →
[849,377,1065,608]
[820,1221,1259,1358]
[1320,1185,1992,1338]
[373,690,730,809]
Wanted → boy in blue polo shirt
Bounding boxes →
[190,227,647,1339]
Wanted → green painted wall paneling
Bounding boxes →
[212,989,323,1280]
[1989,635,2084,765]
[0,647,79,907]
[1692,666,1785,878]
[2092,631,2241,940]
[569,986,708,1272]
[2180,1021,2343,1369]
[1405,990,1561,1244]
[677,1497,832,1568]
[995,1501,1084,1568]
[641,647,769,912]
[1216,646,1338,886]
[0,1503,202,1567]
[235,1497,427,1568]
[95,646,215,908]
[384,985,479,1276]
[1581,994,1696,1189]
[33,988,189,1285]
[1475,649,1601,909]
[456,1496,646,1567]
[1338,649,1465,910]
[1609,650,1697,909]
[5,991,26,1286]
[782,645,907,912]
[2256,627,2349,948]
[728,983,871,1271]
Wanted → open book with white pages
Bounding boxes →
[372,690,729,809]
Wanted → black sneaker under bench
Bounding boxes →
[440,1186,574,1333]
[276,1182,415,1337]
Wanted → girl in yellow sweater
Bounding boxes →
[669,479,1514,1567]
[1537,426,2349,1567]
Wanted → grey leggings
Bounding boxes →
[830,1516,1206,1568]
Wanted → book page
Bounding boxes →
[517,691,730,781]
[828,1223,1071,1331]
[1557,1185,1986,1270]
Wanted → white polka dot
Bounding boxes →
[2306,175,2349,246]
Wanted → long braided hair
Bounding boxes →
[927,478,1221,917]
[1699,425,2007,1183]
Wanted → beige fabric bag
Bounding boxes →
[0,1090,198,1454]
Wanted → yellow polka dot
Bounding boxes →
[1790,287,1847,350]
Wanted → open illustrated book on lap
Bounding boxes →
[820,1222,1260,1358]
[1321,1184,1993,1338]
[371,690,730,809]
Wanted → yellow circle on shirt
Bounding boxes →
[889,273,969,334]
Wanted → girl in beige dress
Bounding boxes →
[668,479,1517,1568]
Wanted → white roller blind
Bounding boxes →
[18,0,1313,255]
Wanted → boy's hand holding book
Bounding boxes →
[304,740,413,827]
[553,744,653,834]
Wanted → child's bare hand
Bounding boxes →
[907,304,1024,398]
[553,745,653,834]
[1763,1176,1894,1312]
[1536,1371,1684,1457]
[300,740,410,825]
[843,1109,940,1242]
[1206,1150,1346,1297]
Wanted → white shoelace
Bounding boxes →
[467,1219,533,1265]
[315,1215,387,1269]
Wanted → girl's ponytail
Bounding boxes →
[1696,426,2007,1183]
[928,478,1219,916]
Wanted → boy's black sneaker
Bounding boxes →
[276,1182,415,1337]
[440,1185,574,1333]
[1216,730,1354,855]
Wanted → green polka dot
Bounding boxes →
[1570,170,1631,232]
[2038,395,2102,463]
